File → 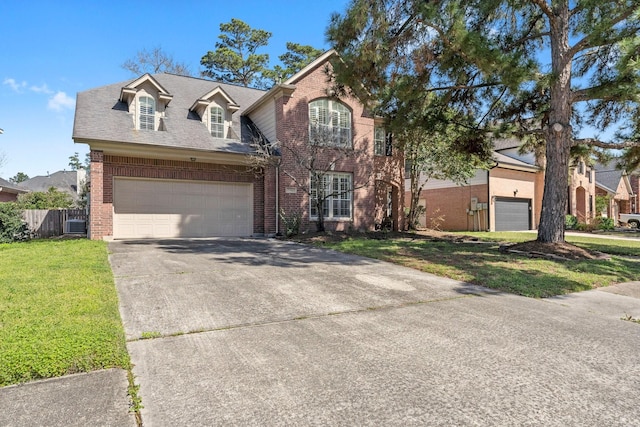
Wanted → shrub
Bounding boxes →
[594,216,615,231]
[575,222,596,232]
[279,209,301,237]
[0,203,31,243]
[565,215,578,230]
[17,187,73,209]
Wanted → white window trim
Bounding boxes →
[374,127,385,156]
[309,99,352,148]
[309,172,353,220]
[210,105,225,138]
[138,95,156,131]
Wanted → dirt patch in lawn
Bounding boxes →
[505,240,600,260]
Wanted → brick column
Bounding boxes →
[89,150,105,240]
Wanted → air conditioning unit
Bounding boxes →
[66,219,86,234]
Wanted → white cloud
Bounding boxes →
[3,78,27,92]
[48,91,75,111]
[30,84,53,94]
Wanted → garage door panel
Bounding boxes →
[495,198,531,231]
[113,179,253,238]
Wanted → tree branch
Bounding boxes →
[571,85,637,103]
[529,0,554,19]
[574,138,639,150]
[568,8,638,58]
[426,82,502,92]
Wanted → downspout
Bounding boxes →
[486,169,490,231]
[275,164,279,236]
[488,161,498,232]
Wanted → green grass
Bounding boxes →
[0,239,130,386]
[321,233,640,298]
[452,231,640,257]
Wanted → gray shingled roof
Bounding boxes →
[493,151,538,170]
[21,170,81,199]
[0,177,28,193]
[595,160,627,194]
[73,74,267,154]
[493,137,523,151]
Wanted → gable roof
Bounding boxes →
[190,86,240,112]
[0,177,28,194]
[284,50,336,85]
[20,170,83,198]
[595,160,633,195]
[493,137,523,151]
[493,151,539,172]
[119,74,173,105]
[73,74,266,155]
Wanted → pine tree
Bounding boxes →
[328,0,640,243]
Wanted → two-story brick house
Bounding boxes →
[72,51,404,240]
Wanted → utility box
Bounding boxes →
[470,197,478,211]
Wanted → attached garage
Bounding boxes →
[494,197,531,231]
[113,178,253,238]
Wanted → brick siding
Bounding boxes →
[88,150,263,239]
[273,62,404,233]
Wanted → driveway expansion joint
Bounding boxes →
[125,293,477,343]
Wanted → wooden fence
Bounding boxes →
[23,209,88,238]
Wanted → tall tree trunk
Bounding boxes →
[315,199,325,232]
[537,0,572,244]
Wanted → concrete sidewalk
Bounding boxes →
[0,369,135,427]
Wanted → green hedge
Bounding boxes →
[0,203,30,243]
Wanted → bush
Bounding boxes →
[594,216,615,231]
[565,215,578,230]
[279,209,301,237]
[0,203,31,243]
[17,187,73,209]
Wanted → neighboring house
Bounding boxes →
[72,51,403,240]
[405,138,543,231]
[0,177,28,202]
[406,137,604,232]
[630,170,640,212]
[20,170,86,204]
[567,157,597,223]
[595,161,635,219]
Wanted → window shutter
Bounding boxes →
[385,132,393,156]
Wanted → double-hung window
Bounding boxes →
[309,99,352,147]
[374,127,393,156]
[139,96,155,130]
[210,106,224,138]
[374,127,385,156]
[310,173,352,219]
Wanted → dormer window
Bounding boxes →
[139,96,156,130]
[210,106,225,138]
[119,74,172,131]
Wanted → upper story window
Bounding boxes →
[210,106,225,138]
[374,127,385,156]
[139,96,156,130]
[374,127,393,156]
[309,99,352,148]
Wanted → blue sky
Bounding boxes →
[0,0,349,180]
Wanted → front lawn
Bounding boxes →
[320,232,640,298]
[455,231,640,257]
[0,239,130,387]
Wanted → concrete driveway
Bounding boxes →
[109,238,640,426]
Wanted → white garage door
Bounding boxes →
[113,178,253,238]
